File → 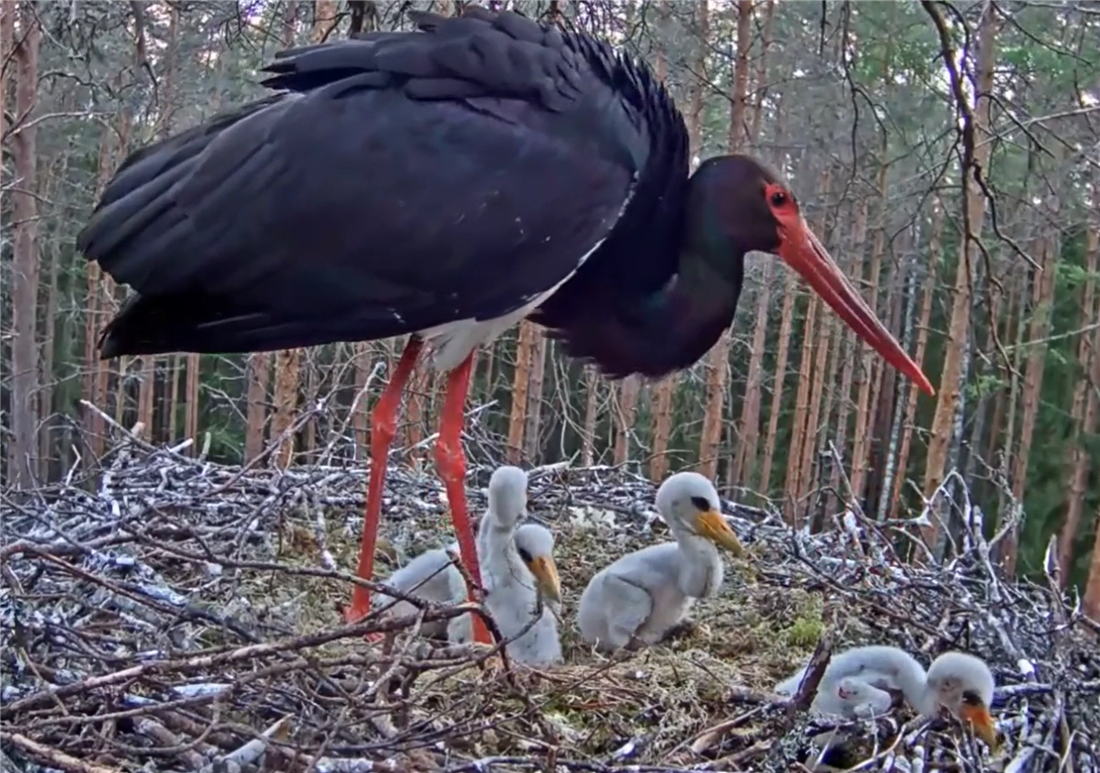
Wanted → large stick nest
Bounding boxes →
[2,429,1098,773]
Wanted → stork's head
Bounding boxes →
[687,154,934,397]
[655,471,744,556]
[514,523,561,604]
[487,465,528,528]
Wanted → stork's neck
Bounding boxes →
[626,249,745,377]
[673,531,725,599]
[480,519,530,591]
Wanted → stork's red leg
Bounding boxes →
[436,352,492,645]
[345,336,424,625]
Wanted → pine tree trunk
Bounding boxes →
[921,5,999,549]
[350,344,373,463]
[878,228,919,519]
[760,271,799,496]
[697,0,746,480]
[507,322,537,463]
[1058,218,1099,585]
[245,353,272,462]
[730,0,778,488]
[799,311,833,513]
[38,214,61,475]
[848,162,889,509]
[827,199,869,514]
[648,4,682,482]
[1003,180,1063,575]
[1082,500,1100,623]
[523,336,548,463]
[649,375,675,481]
[581,366,599,467]
[8,4,42,489]
[889,206,943,518]
[783,293,818,523]
[269,1,334,468]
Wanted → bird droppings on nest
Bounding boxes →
[2,435,1099,773]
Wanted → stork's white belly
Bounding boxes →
[417,236,608,372]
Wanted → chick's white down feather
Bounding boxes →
[576,471,745,653]
[774,645,997,742]
[375,467,563,665]
[472,466,562,665]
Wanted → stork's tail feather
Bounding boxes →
[98,292,403,358]
[98,293,283,358]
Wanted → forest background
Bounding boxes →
[2,0,1099,615]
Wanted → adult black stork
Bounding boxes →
[77,6,934,645]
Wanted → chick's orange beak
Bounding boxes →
[959,702,999,751]
[777,215,935,396]
[694,510,746,557]
[527,556,562,604]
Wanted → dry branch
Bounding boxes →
[2,421,1097,772]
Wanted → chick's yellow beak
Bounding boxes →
[527,556,562,603]
[959,703,999,752]
[694,510,745,557]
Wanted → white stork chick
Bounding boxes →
[374,543,469,641]
[775,646,998,749]
[577,471,747,653]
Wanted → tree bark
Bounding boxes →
[648,3,680,482]
[889,205,942,520]
[523,336,548,463]
[697,0,745,480]
[849,161,889,509]
[921,5,999,549]
[760,270,799,496]
[731,10,780,488]
[1083,499,1100,623]
[613,377,640,467]
[783,292,818,523]
[649,375,675,481]
[245,354,272,462]
[581,366,599,467]
[1058,217,1099,585]
[1002,172,1063,575]
[827,198,869,514]
[9,5,42,489]
[507,322,538,463]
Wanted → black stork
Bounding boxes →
[77,6,934,645]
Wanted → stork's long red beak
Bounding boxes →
[778,217,935,396]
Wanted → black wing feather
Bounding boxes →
[80,7,690,371]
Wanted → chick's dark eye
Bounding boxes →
[517,547,532,563]
[770,190,788,207]
[690,496,712,512]
[961,690,983,706]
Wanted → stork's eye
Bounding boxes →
[690,496,712,512]
[770,190,788,207]
[517,547,533,563]
[961,690,983,706]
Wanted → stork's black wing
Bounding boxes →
[78,8,682,358]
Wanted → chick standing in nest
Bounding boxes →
[374,467,562,666]
[775,645,999,751]
[460,466,563,666]
[577,472,748,653]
